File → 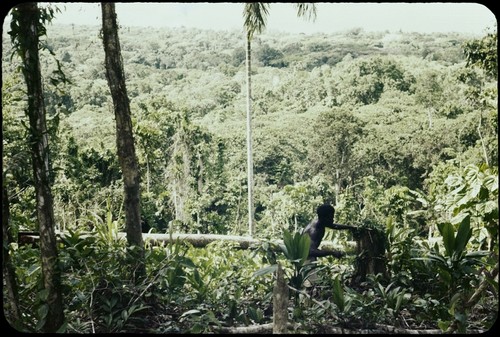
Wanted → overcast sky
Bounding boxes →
[2,2,497,36]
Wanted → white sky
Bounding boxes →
[2,2,497,36]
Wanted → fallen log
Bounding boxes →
[138,233,355,252]
[18,231,355,253]
[141,233,264,249]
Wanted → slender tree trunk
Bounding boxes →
[2,166,22,329]
[101,2,145,278]
[15,3,64,331]
[477,112,489,166]
[335,168,340,205]
[173,185,179,219]
[146,154,150,194]
[245,35,255,237]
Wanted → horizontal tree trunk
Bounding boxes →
[19,231,355,252]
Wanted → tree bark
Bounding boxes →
[352,227,388,285]
[15,2,64,331]
[2,166,22,328]
[273,263,288,333]
[101,2,145,278]
[245,35,255,237]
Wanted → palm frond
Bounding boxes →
[293,3,317,22]
[243,3,270,40]
[243,3,317,40]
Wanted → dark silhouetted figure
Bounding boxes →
[303,204,355,261]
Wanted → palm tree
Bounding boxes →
[242,3,317,237]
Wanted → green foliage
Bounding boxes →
[282,229,310,265]
[260,175,333,235]
[279,229,321,298]
[427,163,498,249]
[309,107,365,194]
[253,229,320,311]
[57,230,200,333]
[4,22,496,237]
[463,32,498,78]
[415,214,489,332]
[335,56,415,105]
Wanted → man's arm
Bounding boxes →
[327,223,357,231]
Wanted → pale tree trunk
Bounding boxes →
[242,2,316,236]
[145,154,150,194]
[477,112,490,166]
[273,263,288,334]
[15,3,64,331]
[101,2,145,279]
[335,168,341,205]
[2,165,22,329]
[245,35,255,237]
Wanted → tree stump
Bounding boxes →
[351,226,388,286]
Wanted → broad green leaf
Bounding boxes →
[469,181,481,198]
[395,294,403,313]
[450,212,468,225]
[180,309,201,318]
[438,223,455,257]
[424,254,447,265]
[27,264,41,276]
[465,250,488,258]
[252,264,278,278]
[454,215,471,253]
[448,292,462,316]
[282,229,310,264]
[37,303,49,320]
[282,230,293,260]
[297,233,310,264]
[332,277,345,312]
[438,319,451,331]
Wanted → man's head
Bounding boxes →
[317,204,335,223]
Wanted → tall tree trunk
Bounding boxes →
[245,35,255,237]
[2,159,22,329]
[101,2,145,279]
[242,3,315,237]
[14,3,64,331]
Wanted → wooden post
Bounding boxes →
[273,263,288,334]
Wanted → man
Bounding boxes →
[303,204,355,261]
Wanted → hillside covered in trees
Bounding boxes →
[4,23,496,234]
[2,10,498,334]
